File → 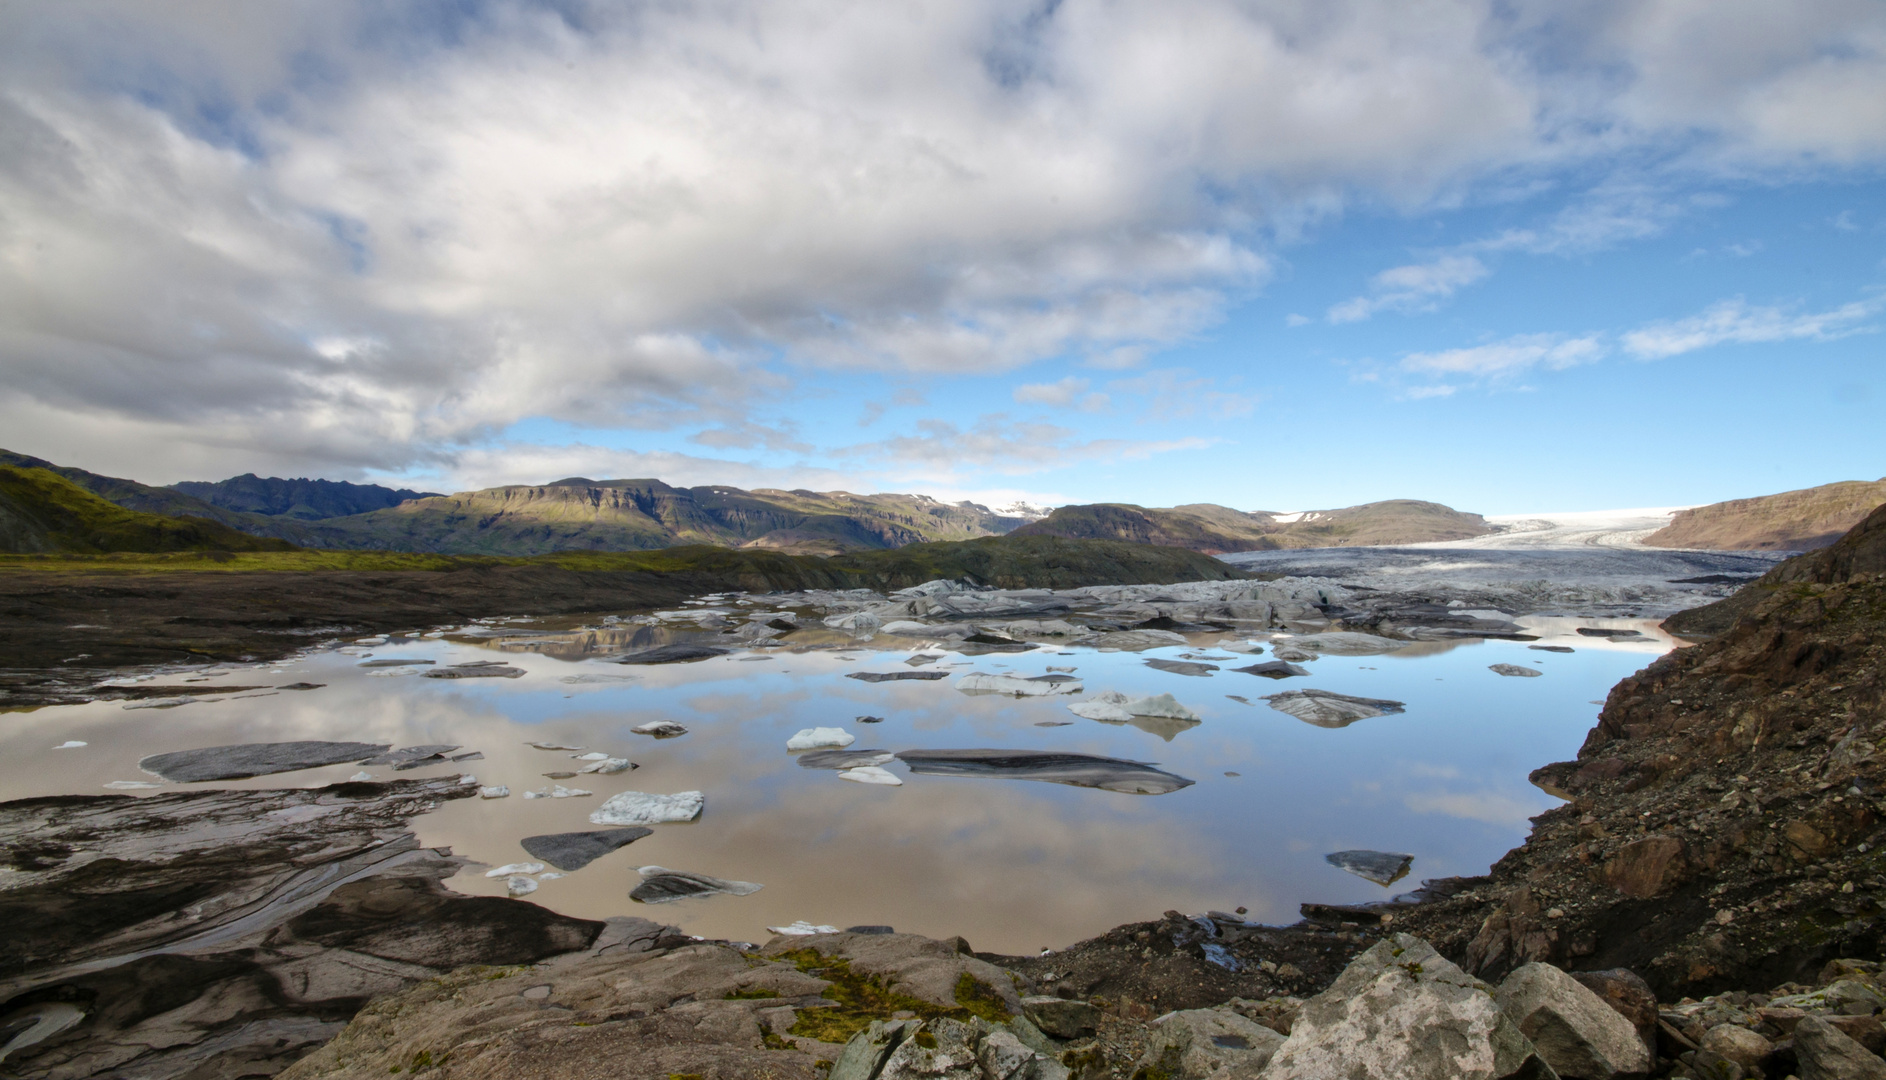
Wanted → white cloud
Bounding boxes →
[1400,334,1607,377]
[1327,255,1487,323]
[1108,369,1261,422]
[850,414,1212,479]
[1014,377,1109,412]
[1622,296,1885,359]
[1,1,1885,479]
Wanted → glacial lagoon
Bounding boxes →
[0,602,1681,956]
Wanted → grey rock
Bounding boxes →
[1325,850,1413,887]
[1796,1015,1886,1080]
[138,740,390,782]
[1133,1007,1284,1079]
[629,866,763,904]
[1022,995,1101,1039]
[1568,969,1658,1058]
[895,749,1194,794]
[1495,962,1650,1079]
[980,1028,1068,1079]
[831,1019,920,1080]
[519,828,654,871]
[1233,661,1310,679]
[357,744,462,769]
[423,662,525,679]
[616,643,729,664]
[1262,689,1407,729]
[630,720,688,738]
[1490,664,1544,678]
[1145,659,1218,677]
[1698,1023,1772,1073]
[879,1016,981,1079]
[1261,934,1557,1080]
[848,670,951,682]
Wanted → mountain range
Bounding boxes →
[1010,499,1494,553]
[1643,478,1886,552]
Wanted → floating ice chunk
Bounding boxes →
[787,727,855,751]
[1145,659,1218,677]
[578,757,635,775]
[52,741,87,749]
[560,673,640,684]
[547,785,591,798]
[353,636,389,646]
[1489,663,1543,677]
[839,766,903,786]
[102,780,163,790]
[539,872,564,881]
[1263,690,1406,729]
[572,751,611,761]
[505,875,538,897]
[1270,632,1408,656]
[630,721,688,738]
[478,785,510,799]
[458,774,479,785]
[486,862,547,878]
[955,673,1083,697]
[1068,691,1199,723]
[1118,693,1199,720]
[590,790,705,826]
[124,697,195,710]
[527,741,585,751]
[424,662,525,679]
[1046,665,1077,673]
[630,866,764,904]
[767,920,840,936]
[1325,849,1413,886]
[349,772,374,782]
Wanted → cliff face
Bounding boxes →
[0,465,297,555]
[1644,479,1886,552]
[171,474,440,519]
[1397,503,1886,998]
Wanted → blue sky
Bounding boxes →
[1,1,1882,515]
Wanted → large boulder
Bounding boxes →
[1132,1007,1284,1078]
[1795,1016,1886,1080]
[1568,969,1658,1058]
[1259,934,1558,1080]
[1495,963,1651,1078]
[1020,996,1100,1040]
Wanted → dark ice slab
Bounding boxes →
[139,740,391,782]
[795,748,895,770]
[617,643,731,664]
[847,670,951,682]
[1325,849,1414,887]
[1233,661,1310,679]
[520,828,655,871]
[894,749,1194,794]
[1145,659,1218,677]
[630,869,763,904]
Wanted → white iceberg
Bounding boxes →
[485,862,546,878]
[478,785,510,799]
[767,920,840,936]
[590,790,706,826]
[52,741,87,750]
[838,766,903,786]
[1069,691,1201,722]
[578,757,635,774]
[506,875,538,897]
[787,727,855,751]
[956,673,1083,697]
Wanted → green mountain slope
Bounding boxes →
[0,466,297,554]
[0,450,317,544]
[171,474,440,519]
[1643,478,1886,552]
[1011,499,1490,553]
[302,479,1029,555]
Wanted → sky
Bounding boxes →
[1,0,1883,515]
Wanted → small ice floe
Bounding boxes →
[102,780,163,790]
[895,749,1194,794]
[1528,645,1575,653]
[589,790,705,826]
[559,673,640,684]
[52,741,87,750]
[1262,690,1406,729]
[369,667,420,678]
[955,673,1083,697]
[349,771,374,782]
[1326,850,1414,887]
[1271,632,1410,656]
[630,866,764,904]
[124,697,195,710]
[520,827,654,871]
[787,727,855,751]
[526,741,586,751]
[1068,691,1201,723]
[838,766,902,786]
[903,654,940,667]
[1232,661,1310,680]
[1145,659,1218,677]
[1489,663,1543,677]
[505,875,538,897]
[616,643,729,665]
[579,757,635,775]
[572,751,610,761]
[539,872,564,881]
[767,920,840,936]
[358,658,435,668]
[458,775,479,785]
[424,661,525,679]
[485,862,547,877]
[796,749,895,770]
[353,636,389,646]
[543,771,578,779]
[1046,665,1077,673]
[846,670,949,683]
[479,785,510,799]
[522,785,591,800]
[630,721,688,738]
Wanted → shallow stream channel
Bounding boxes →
[1,596,1682,956]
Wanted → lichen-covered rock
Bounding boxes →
[1494,962,1650,1078]
[879,1017,982,1078]
[1260,934,1557,1080]
[1020,996,1100,1039]
[1132,1006,1283,1078]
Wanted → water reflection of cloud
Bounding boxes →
[1403,789,1541,826]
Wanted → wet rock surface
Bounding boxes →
[628,866,764,904]
[0,777,604,1079]
[518,827,654,871]
[1262,689,1407,728]
[894,749,1194,794]
[1325,849,1414,887]
[137,740,393,782]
